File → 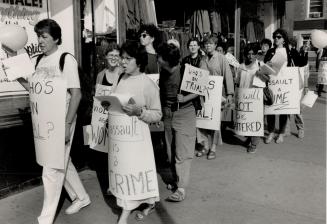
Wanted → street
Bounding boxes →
[0,86,325,224]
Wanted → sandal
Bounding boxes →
[166,189,185,202]
[207,151,216,160]
[135,204,155,221]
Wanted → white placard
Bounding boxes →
[317,61,327,85]
[264,66,300,115]
[180,64,209,96]
[89,84,113,153]
[233,88,264,136]
[29,76,66,169]
[301,90,318,108]
[2,53,35,80]
[108,111,159,200]
[196,76,223,130]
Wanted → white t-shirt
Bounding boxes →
[30,49,80,112]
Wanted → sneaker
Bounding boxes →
[298,129,304,139]
[265,133,274,144]
[275,134,284,144]
[246,145,256,154]
[65,195,91,215]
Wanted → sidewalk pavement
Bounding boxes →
[0,94,325,224]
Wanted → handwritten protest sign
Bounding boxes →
[196,76,223,130]
[264,66,300,115]
[180,64,208,96]
[234,88,264,136]
[89,84,113,153]
[317,61,327,85]
[29,77,66,169]
[104,94,159,200]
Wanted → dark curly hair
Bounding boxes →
[157,43,181,67]
[273,28,289,47]
[34,19,62,45]
[120,41,148,73]
[138,23,160,50]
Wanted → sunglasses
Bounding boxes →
[140,33,149,38]
[273,35,283,39]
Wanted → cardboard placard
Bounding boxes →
[89,84,113,153]
[233,88,264,136]
[196,76,223,130]
[29,76,66,169]
[180,64,209,96]
[264,66,300,115]
[108,108,159,200]
[317,61,327,85]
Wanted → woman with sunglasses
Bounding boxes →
[264,28,302,144]
[138,23,160,74]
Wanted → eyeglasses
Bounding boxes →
[273,35,283,39]
[140,33,149,38]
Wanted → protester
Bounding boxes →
[316,47,327,97]
[17,19,90,224]
[284,40,308,138]
[109,41,162,224]
[96,41,121,86]
[197,34,234,160]
[92,41,122,195]
[235,45,263,153]
[180,37,208,157]
[264,28,300,144]
[157,42,198,202]
[256,38,272,62]
[138,23,160,74]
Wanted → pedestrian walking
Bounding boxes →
[108,41,162,224]
[17,19,90,224]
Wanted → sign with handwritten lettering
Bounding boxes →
[196,76,223,130]
[29,76,66,169]
[233,88,264,136]
[264,66,300,115]
[108,110,159,200]
[317,61,327,85]
[180,64,209,96]
[89,84,113,153]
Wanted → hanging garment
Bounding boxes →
[210,10,221,35]
[246,20,256,43]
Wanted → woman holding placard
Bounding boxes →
[235,46,263,153]
[17,19,90,224]
[109,41,162,224]
[264,29,301,144]
[201,34,235,159]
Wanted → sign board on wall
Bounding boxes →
[0,0,49,97]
